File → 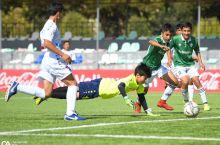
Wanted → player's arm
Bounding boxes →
[43,39,72,63]
[194,43,205,71]
[137,93,148,111]
[118,82,134,109]
[166,49,173,67]
[196,52,205,71]
[137,93,159,116]
[149,40,169,51]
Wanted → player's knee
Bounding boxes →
[177,81,182,88]
[181,80,189,88]
[45,91,52,98]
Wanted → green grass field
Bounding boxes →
[0,92,220,145]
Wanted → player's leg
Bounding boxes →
[176,67,190,102]
[179,75,190,102]
[135,75,155,113]
[188,79,194,102]
[51,86,68,99]
[5,80,47,102]
[188,66,210,111]
[157,65,179,110]
[191,76,210,111]
[35,78,102,105]
[158,71,179,110]
[137,93,159,116]
[61,73,86,121]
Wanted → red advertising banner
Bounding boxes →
[0,69,220,92]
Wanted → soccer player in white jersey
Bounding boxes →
[4,2,86,120]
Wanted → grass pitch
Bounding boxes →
[0,92,220,145]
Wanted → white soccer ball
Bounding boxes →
[184,101,200,117]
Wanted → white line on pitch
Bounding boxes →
[1,133,220,141]
[0,116,220,135]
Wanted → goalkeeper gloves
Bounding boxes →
[145,108,160,117]
[124,96,135,110]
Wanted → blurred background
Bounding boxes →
[0,0,220,70]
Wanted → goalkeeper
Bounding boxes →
[35,63,158,116]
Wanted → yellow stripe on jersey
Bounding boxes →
[99,74,144,99]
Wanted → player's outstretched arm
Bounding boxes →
[149,40,169,51]
[118,82,135,109]
[137,93,160,116]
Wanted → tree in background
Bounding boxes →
[2,4,32,37]
[1,0,220,38]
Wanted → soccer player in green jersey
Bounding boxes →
[164,22,210,111]
[164,23,182,89]
[35,63,158,116]
[134,23,181,112]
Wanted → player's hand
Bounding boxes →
[200,63,206,71]
[61,53,72,64]
[192,56,198,62]
[161,45,170,51]
[124,97,135,110]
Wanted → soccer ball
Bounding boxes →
[184,101,200,117]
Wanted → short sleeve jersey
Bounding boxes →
[40,19,62,60]
[142,35,167,70]
[169,34,200,67]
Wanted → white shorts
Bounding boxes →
[38,54,72,84]
[170,63,179,79]
[175,66,199,79]
[144,65,169,87]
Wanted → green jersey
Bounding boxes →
[99,74,145,99]
[169,34,200,67]
[142,35,167,70]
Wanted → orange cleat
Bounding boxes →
[157,99,174,110]
[134,101,141,113]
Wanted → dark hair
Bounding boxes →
[176,23,182,30]
[135,63,152,78]
[161,23,173,33]
[181,22,192,30]
[63,40,70,45]
[48,2,64,16]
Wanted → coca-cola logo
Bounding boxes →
[0,70,220,92]
[200,72,220,90]
[0,72,39,90]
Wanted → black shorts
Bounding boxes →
[78,78,102,99]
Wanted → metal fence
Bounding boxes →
[2,19,220,38]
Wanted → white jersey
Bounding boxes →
[38,19,72,83]
[40,19,63,63]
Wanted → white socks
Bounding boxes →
[161,85,176,100]
[182,89,188,102]
[188,85,194,102]
[17,84,45,99]
[199,87,208,104]
[66,85,78,116]
[188,85,208,104]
